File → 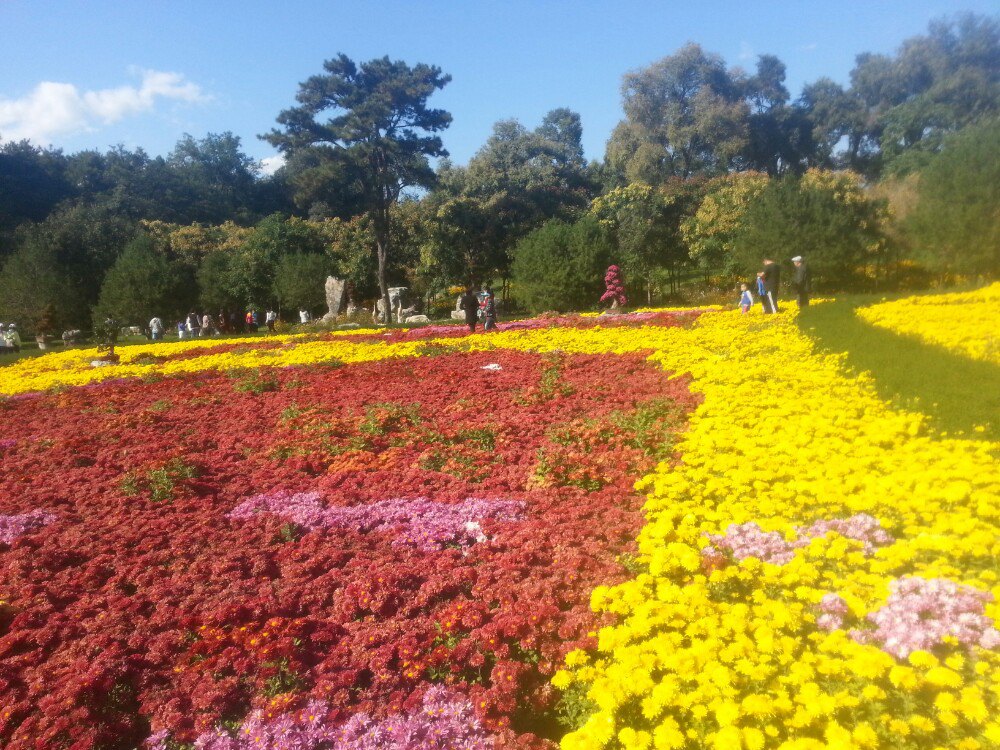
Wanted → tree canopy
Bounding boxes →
[906,119,1000,278]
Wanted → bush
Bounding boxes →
[93,234,195,326]
[906,119,1000,280]
[511,217,613,313]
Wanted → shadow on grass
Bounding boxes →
[798,298,1000,441]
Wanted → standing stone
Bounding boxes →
[323,277,346,321]
[373,287,410,323]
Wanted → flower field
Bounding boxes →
[1,300,999,750]
[855,283,1000,365]
[0,311,703,397]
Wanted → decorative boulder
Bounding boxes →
[373,287,410,323]
[322,276,346,322]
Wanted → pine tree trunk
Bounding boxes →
[374,206,391,325]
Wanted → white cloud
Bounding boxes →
[739,41,755,62]
[260,154,286,176]
[0,68,208,145]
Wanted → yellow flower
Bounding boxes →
[711,726,741,750]
[925,666,963,688]
[652,717,684,749]
[851,722,878,748]
[552,670,573,689]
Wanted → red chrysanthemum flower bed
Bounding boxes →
[0,349,699,749]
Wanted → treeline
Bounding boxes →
[1,14,997,332]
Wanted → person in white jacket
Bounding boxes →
[4,324,22,352]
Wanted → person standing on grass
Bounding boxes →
[483,287,498,331]
[792,256,811,307]
[5,324,21,352]
[761,258,781,314]
[460,286,479,333]
[266,309,277,333]
[738,283,753,314]
[186,311,200,337]
[149,316,164,341]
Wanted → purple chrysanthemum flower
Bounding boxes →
[0,509,57,545]
[799,513,893,554]
[228,492,524,551]
[704,522,804,565]
[149,688,494,749]
[854,576,1000,658]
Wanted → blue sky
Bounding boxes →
[1,1,996,172]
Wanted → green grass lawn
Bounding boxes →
[0,347,49,367]
[798,296,1000,441]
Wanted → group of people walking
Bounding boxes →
[740,256,811,314]
[146,308,314,341]
[459,286,498,333]
[155,310,263,341]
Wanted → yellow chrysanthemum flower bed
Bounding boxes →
[0,329,417,396]
[856,283,1000,364]
[534,311,1000,750]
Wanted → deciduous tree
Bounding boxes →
[273,253,335,315]
[732,169,891,288]
[609,43,749,180]
[682,171,770,277]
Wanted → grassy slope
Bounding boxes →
[798,296,1000,441]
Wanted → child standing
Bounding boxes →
[739,283,753,314]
